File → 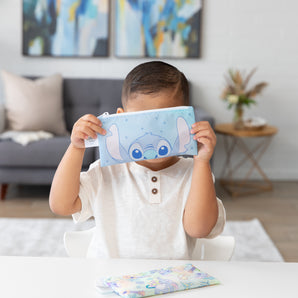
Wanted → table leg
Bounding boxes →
[219,136,274,197]
[1,184,8,200]
[237,137,273,188]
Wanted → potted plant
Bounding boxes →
[221,68,268,130]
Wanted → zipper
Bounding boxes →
[98,106,192,118]
[99,112,110,118]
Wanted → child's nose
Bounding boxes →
[143,149,158,160]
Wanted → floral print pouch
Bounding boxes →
[97,263,220,297]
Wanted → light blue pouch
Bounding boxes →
[87,106,198,167]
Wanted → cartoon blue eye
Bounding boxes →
[132,149,142,159]
[158,146,168,156]
[157,140,171,157]
[129,143,143,160]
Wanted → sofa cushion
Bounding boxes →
[1,71,68,135]
[63,79,123,131]
[0,137,94,168]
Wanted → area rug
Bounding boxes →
[0,217,283,261]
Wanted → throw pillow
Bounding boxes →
[1,70,68,135]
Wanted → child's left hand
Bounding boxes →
[191,121,217,162]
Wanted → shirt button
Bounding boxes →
[151,176,158,182]
[152,188,158,195]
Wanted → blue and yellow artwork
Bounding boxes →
[23,0,109,57]
[115,0,201,58]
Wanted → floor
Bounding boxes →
[0,181,298,262]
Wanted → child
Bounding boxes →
[49,61,225,259]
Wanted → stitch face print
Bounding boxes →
[98,107,198,166]
[128,134,172,161]
[105,116,190,163]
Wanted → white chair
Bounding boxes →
[64,228,235,260]
[192,236,235,261]
[64,227,96,258]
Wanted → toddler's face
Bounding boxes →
[117,90,185,171]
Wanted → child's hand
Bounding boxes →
[191,121,217,162]
[71,114,106,149]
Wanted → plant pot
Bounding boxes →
[233,105,244,130]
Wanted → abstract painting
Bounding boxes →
[23,0,109,57]
[115,0,201,58]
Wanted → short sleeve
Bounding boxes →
[205,197,226,239]
[72,160,101,223]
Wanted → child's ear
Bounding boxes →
[117,107,124,114]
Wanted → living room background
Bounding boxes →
[0,0,297,180]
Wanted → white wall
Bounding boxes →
[0,0,297,180]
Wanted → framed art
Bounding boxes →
[115,0,202,58]
[23,0,109,57]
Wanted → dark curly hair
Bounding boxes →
[121,61,189,108]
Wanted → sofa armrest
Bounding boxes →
[0,104,5,133]
[193,106,215,128]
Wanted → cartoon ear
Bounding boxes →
[106,124,123,160]
[177,117,190,153]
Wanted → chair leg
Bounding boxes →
[1,184,8,200]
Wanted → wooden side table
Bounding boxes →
[215,123,278,197]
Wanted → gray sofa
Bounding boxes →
[0,77,214,200]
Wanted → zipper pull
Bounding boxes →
[100,112,109,118]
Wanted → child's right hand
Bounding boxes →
[71,114,106,149]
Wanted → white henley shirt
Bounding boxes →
[73,157,226,259]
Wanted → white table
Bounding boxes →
[0,256,297,298]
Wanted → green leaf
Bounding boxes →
[239,97,256,106]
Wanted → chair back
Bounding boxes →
[192,236,235,261]
[64,227,96,258]
[64,228,235,260]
